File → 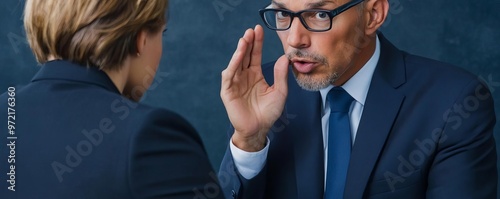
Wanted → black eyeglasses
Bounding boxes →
[259,0,364,32]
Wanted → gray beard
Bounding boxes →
[293,71,339,91]
[286,49,339,91]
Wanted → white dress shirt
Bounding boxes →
[230,36,381,180]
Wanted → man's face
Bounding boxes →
[274,0,366,90]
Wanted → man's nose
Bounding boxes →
[286,18,311,49]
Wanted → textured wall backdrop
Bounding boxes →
[1,0,499,186]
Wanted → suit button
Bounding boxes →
[231,190,236,198]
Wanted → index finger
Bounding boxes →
[222,38,248,89]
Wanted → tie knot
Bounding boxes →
[327,87,354,113]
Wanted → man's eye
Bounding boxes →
[315,12,329,20]
[276,11,290,18]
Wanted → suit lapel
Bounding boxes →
[344,34,407,199]
[344,78,405,199]
[262,64,325,199]
[286,71,325,199]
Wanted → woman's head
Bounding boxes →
[25,0,168,69]
[24,0,168,100]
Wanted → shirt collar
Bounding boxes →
[320,35,381,109]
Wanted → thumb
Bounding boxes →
[273,55,289,94]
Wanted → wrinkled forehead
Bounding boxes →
[270,0,340,10]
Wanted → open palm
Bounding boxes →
[220,25,289,152]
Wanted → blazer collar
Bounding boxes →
[374,33,407,89]
[31,60,121,94]
[288,81,325,199]
[344,33,407,198]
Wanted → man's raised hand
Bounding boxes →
[220,25,289,152]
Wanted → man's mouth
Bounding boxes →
[291,58,318,74]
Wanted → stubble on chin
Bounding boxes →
[286,49,339,91]
[292,69,339,91]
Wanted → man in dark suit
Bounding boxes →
[0,0,224,198]
[219,0,497,198]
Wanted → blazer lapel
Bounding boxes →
[344,34,407,199]
[286,71,325,199]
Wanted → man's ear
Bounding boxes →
[135,29,148,56]
[364,0,389,35]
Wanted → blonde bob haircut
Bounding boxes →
[24,0,168,70]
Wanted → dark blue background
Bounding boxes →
[1,0,499,190]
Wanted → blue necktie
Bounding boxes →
[324,87,354,199]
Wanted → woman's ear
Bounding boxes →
[364,0,389,35]
[135,29,148,56]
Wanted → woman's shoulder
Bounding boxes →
[122,101,200,141]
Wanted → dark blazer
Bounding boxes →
[219,34,497,199]
[0,61,224,199]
